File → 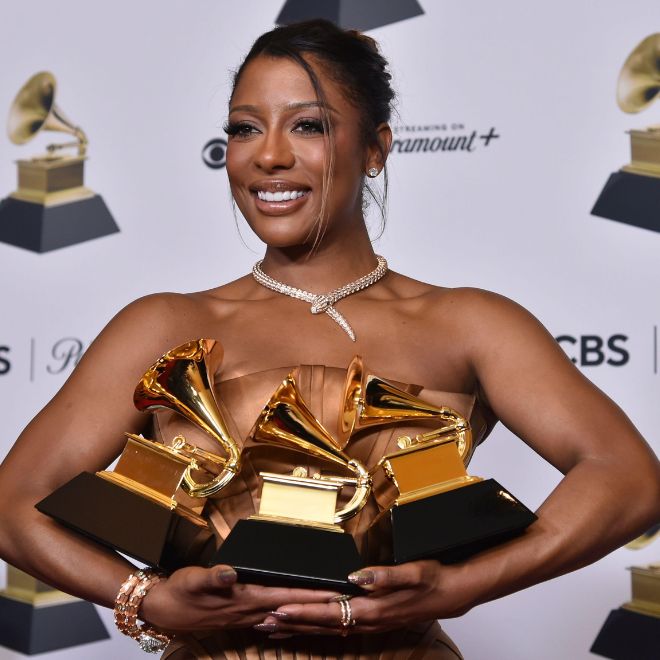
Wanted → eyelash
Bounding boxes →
[222,118,325,138]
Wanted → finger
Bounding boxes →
[173,565,238,594]
[268,601,344,626]
[235,584,341,608]
[347,562,432,591]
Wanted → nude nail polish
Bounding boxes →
[268,610,291,619]
[348,570,375,585]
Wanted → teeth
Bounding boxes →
[257,190,306,202]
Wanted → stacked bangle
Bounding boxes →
[114,568,172,654]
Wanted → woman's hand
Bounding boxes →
[256,561,468,636]
[140,564,341,633]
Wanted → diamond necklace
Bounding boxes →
[252,255,388,342]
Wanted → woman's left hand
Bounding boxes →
[256,561,470,636]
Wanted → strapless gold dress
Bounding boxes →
[159,364,495,660]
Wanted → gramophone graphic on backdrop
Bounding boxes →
[0,71,118,253]
[592,34,660,234]
[276,0,424,30]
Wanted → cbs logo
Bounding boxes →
[555,334,629,367]
[202,138,228,169]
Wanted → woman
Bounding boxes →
[0,19,658,660]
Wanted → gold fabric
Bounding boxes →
[156,364,495,660]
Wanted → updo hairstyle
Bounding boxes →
[230,19,396,242]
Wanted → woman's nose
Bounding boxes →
[254,131,295,171]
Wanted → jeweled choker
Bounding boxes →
[252,256,388,342]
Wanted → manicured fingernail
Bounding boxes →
[269,633,293,639]
[268,610,291,619]
[254,623,278,633]
[218,567,237,584]
[348,570,374,585]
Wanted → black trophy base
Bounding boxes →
[0,594,109,655]
[591,170,660,234]
[0,194,119,253]
[36,472,216,571]
[378,478,537,564]
[590,608,660,660]
[214,518,365,594]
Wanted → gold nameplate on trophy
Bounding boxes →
[622,564,660,618]
[257,470,342,528]
[97,433,212,521]
[380,434,481,506]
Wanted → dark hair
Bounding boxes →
[230,19,396,244]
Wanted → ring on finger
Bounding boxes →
[338,599,357,636]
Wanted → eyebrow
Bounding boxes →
[228,101,336,115]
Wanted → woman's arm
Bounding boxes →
[262,289,660,634]
[0,293,338,632]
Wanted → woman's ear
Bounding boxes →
[366,123,393,173]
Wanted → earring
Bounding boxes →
[367,167,379,178]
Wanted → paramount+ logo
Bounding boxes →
[391,123,500,155]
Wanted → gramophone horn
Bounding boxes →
[617,33,660,114]
[7,71,88,155]
[340,355,474,463]
[134,339,241,498]
[251,372,371,524]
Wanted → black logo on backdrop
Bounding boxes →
[276,0,424,31]
[0,338,86,381]
[555,334,629,367]
[391,123,500,155]
[202,138,228,169]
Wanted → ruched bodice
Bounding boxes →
[158,363,495,660]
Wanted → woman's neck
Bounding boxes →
[260,223,379,292]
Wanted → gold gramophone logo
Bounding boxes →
[0,71,118,253]
[592,34,660,233]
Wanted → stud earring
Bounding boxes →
[367,167,379,178]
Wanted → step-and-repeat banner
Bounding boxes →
[0,1,658,658]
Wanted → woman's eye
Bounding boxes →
[223,121,259,139]
[293,119,325,135]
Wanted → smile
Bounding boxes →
[257,190,308,202]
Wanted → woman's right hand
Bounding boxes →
[140,564,339,632]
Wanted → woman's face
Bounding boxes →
[226,55,375,249]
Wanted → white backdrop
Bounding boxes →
[0,1,658,658]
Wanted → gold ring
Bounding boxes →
[339,599,355,635]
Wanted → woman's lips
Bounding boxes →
[253,190,310,216]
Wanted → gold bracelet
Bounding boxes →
[114,569,172,654]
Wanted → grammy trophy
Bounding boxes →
[36,339,241,571]
[215,370,371,593]
[342,356,537,564]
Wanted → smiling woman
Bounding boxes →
[0,18,658,660]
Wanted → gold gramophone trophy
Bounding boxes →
[591,525,660,659]
[592,33,660,233]
[215,371,371,592]
[36,339,240,570]
[0,564,109,654]
[0,71,118,252]
[341,356,536,564]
